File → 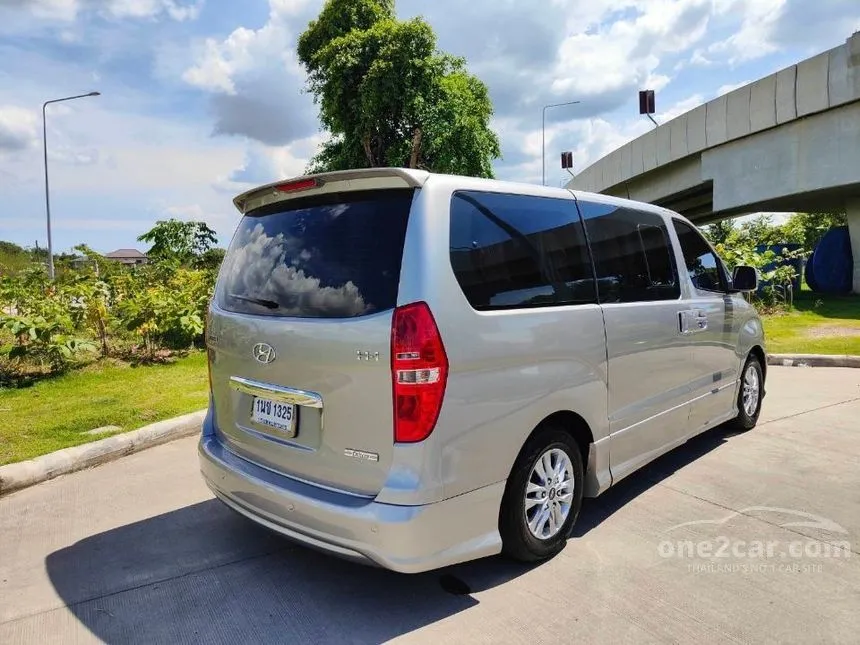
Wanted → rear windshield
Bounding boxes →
[217,189,414,318]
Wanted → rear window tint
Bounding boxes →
[217,190,413,318]
[449,191,595,310]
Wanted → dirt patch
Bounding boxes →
[804,325,860,339]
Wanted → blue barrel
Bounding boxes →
[805,250,819,292]
[808,226,853,294]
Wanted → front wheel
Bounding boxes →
[499,427,584,563]
[729,355,764,430]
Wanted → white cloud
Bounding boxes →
[182,2,305,94]
[269,0,312,17]
[706,0,787,64]
[181,0,315,145]
[661,94,705,121]
[715,80,751,97]
[1,0,203,22]
[552,0,711,100]
[0,106,39,153]
[105,0,203,21]
[5,0,78,21]
[163,203,206,220]
[213,134,326,201]
[47,146,100,165]
[183,27,260,94]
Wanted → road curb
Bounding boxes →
[767,354,860,368]
[0,409,206,497]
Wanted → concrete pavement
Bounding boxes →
[1,366,859,644]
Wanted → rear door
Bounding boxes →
[207,186,416,497]
[575,198,693,482]
[671,219,740,432]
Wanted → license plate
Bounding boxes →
[251,397,297,437]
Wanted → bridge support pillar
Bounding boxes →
[848,199,860,294]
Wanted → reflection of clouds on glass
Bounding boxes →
[223,223,370,317]
[324,204,350,219]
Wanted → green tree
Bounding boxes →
[0,241,32,276]
[137,219,217,266]
[781,211,847,251]
[195,247,226,271]
[702,219,736,246]
[297,0,501,177]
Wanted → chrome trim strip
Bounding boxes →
[229,376,323,408]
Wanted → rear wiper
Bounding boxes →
[229,294,280,310]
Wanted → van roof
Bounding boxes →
[233,167,684,223]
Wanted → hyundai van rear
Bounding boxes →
[199,167,765,573]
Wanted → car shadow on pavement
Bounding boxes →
[572,422,734,538]
[44,496,531,644]
[45,424,734,643]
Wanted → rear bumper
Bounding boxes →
[198,432,504,573]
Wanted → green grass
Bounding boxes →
[762,292,860,355]
[0,352,208,466]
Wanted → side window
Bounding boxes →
[576,200,680,303]
[672,220,727,293]
[449,191,595,310]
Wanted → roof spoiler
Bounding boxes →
[233,167,430,214]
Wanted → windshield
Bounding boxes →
[217,189,414,318]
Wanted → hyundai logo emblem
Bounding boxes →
[252,342,276,364]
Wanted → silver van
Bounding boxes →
[199,168,766,573]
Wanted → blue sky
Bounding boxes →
[1,0,858,253]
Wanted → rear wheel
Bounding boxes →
[729,355,764,431]
[500,426,584,563]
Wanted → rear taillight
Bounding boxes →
[391,302,449,443]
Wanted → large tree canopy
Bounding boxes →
[297,0,501,177]
[138,219,217,266]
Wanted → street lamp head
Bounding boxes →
[88,92,101,97]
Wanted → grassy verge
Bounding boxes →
[0,352,208,466]
[762,292,860,355]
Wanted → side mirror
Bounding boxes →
[732,265,758,292]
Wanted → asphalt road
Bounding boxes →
[2,366,859,644]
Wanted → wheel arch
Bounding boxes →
[749,345,767,383]
[505,410,602,496]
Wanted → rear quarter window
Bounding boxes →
[217,189,414,318]
[448,191,595,310]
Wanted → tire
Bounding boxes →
[499,426,585,563]
[728,355,764,431]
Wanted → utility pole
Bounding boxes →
[542,100,581,186]
[43,91,100,280]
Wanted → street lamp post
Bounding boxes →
[542,100,581,186]
[43,91,100,280]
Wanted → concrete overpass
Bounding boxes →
[568,32,860,292]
